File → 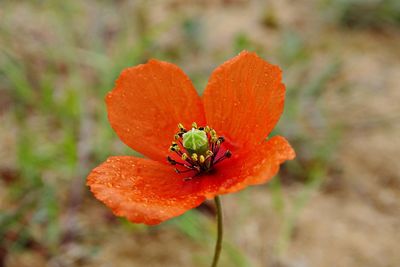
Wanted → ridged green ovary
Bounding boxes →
[182,128,209,155]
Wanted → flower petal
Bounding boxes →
[197,136,295,199]
[203,51,285,151]
[106,60,205,163]
[87,156,206,225]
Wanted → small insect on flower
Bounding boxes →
[87,51,295,225]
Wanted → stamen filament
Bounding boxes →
[175,168,194,174]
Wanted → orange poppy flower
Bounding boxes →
[87,51,295,225]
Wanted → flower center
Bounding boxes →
[167,122,232,180]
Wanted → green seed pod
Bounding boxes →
[182,128,209,155]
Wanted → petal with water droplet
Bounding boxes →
[203,51,285,151]
[107,60,206,162]
[87,156,206,225]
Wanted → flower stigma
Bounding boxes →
[167,122,232,180]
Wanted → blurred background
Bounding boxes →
[1,0,400,266]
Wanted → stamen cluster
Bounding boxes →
[167,122,232,180]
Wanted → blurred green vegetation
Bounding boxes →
[322,0,400,29]
[0,0,398,266]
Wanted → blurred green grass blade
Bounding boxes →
[170,210,207,241]
[223,242,254,267]
[269,176,285,214]
[276,165,325,258]
[0,53,34,103]
[303,60,341,98]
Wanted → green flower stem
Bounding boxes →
[211,196,223,267]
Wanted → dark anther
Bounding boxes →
[167,156,177,165]
[169,142,180,152]
[198,127,204,130]
[225,150,232,158]
[217,136,225,143]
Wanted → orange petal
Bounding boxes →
[87,156,206,225]
[106,60,205,163]
[203,51,285,151]
[199,136,295,199]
